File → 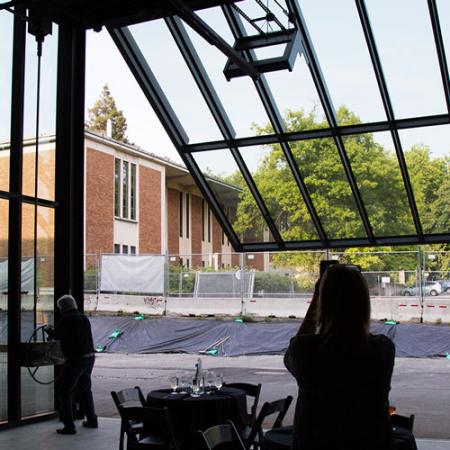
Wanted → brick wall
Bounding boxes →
[139,165,161,254]
[191,194,202,268]
[85,148,114,259]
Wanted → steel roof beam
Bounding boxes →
[165,16,283,246]
[183,113,450,152]
[166,0,259,80]
[110,25,242,251]
[287,0,375,244]
[356,0,423,240]
[223,4,328,245]
[427,0,450,114]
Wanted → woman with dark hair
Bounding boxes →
[284,264,395,450]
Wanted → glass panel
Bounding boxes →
[233,0,291,37]
[114,158,120,217]
[192,150,273,243]
[399,125,450,234]
[264,54,328,131]
[343,132,415,237]
[0,199,8,422]
[130,163,136,220]
[185,8,273,138]
[239,144,320,241]
[0,12,13,192]
[130,20,223,143]
[21,203,54,417]
[291,137,366,239]
[437,0,450,71]
[366,0,446,119]
[122,160,129,218]
[22,28,58,200]
[300,0,386,124]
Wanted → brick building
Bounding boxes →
[0,130,266,271]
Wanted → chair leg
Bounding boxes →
[119,421,124,450]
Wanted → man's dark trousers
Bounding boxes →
[59,356,96,430]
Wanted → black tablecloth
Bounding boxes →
[262,426,293,450]
[147,387,247,448]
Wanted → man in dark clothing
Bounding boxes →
[46,294,98,435]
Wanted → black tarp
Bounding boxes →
[88,316,450,358]
[1,313,448,357]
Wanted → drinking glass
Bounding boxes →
[169,376,179,394]
[206,371,215,393]
[214,373,223,391]
[179,374,189,394]
[191,379,201,397]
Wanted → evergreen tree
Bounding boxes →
[87,84,129,143]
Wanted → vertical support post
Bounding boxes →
[7,10,26,423]
[54,25,85,311]
[417,246,424,323]
[163,251,168,316]
[239,252,245,317]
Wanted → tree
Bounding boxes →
[87,84,129,143]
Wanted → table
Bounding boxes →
[262,426,293,450]
[147,387,247,447]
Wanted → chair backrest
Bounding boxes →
[121,406,179,449]
[197,420,246,450]
[111,386,145,411]
[245,395,293,446]
[224,383,262,426]
[391,414,415,432]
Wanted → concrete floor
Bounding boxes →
[0,418,449,450]
[92,353,450,439]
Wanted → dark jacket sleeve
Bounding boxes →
[284,335,303,379]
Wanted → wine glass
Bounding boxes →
[214,373,223,391]
[169,376,179,394]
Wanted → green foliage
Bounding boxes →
[87,84,129,143]
[224,107,450,272]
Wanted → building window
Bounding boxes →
[122,245,129,254]
[186,193,190,239]
[115,158,137,220]
[222,229,225,245]
[201,199,205,242]
[114,244,120,254]
[130,246,136,255]
[186,258,190,269]
[179,192,183,237]
[130,163,136,220]
[114,159,121,217]
[122,161,129,218]
[207,205,211,243]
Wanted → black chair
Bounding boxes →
[111,387,146,450]
[391,414,415,432]
[242,396,293,450]
[121,406,180,450]
[197,420,246,450]
[224,383,262,427]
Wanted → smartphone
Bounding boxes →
[341,264,361,272]
[319,260,339,277]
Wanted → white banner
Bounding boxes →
[100,255,165,294]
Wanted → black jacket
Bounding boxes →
[48,310,95,358]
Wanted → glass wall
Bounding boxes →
[0,199,8,422]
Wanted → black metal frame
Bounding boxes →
[1,6,84,426]
[107,0,450,251]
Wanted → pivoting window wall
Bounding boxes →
[107,0,450,251]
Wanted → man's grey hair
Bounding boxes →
[57,294,78,312]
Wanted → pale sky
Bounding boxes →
[1,0,450,173]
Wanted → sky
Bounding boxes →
[1,0,450,174]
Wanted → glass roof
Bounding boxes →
[108,0,450,251]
